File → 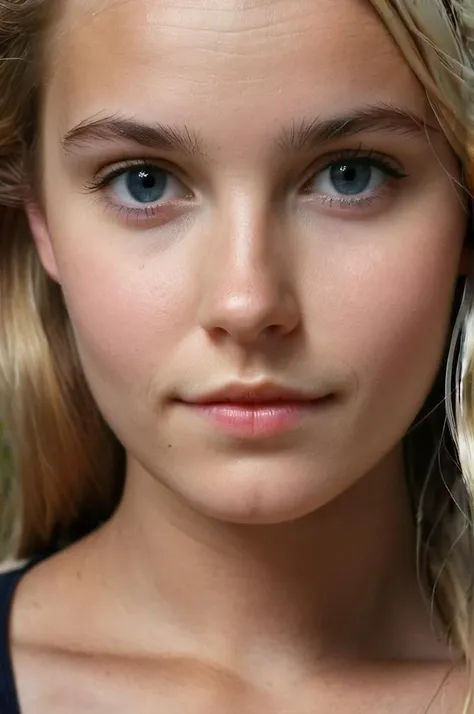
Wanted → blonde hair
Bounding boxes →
[0,0,473,705]
[0,0,124,558]
[371,0,474,706]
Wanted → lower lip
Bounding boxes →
[182,401,322,438]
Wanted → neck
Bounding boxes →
[88,446,445,671]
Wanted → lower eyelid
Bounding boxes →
[320,193,383,207]
[301,180,395,209]
[98,193,197,228]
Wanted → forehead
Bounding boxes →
[48,0,425,141]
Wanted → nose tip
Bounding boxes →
[199,278,300,345]
[196,204,301,346]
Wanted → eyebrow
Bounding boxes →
[62,114,206,157]
[277,105,438,153]
[62,104,438,157]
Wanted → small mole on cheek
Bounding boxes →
[168,444,172,449]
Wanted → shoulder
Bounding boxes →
[0,554,55,630]
[6,546,103,714]
[0,552,62,671]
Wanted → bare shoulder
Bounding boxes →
[6,546,471,714]
[9,541,97,650]
[8,543,259,714]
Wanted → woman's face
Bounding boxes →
[30,0,467,523]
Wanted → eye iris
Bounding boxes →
[330,161,371,195]
[126,168,167,203]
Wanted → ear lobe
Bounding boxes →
[25,201,61,283]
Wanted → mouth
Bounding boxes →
[176,382,335,439]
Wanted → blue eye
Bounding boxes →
[125,166,169,203]
[329,160,374,195]
[305,155,407,202]
[312,158,387,198]
[94,163,189,208]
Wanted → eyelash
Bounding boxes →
[83,159,191,225]
[83,148,408,224]
[301,148,408,210]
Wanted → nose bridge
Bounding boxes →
[197,193,299,342]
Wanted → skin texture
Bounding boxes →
[31,0,465,526]
[10,0,469,711]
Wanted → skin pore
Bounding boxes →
[10,0,470,711]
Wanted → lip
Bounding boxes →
[178,382,333,439]
[183,382,321,405]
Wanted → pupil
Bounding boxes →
[330,161,371,195]
[126,168,167,203]
[342,166,356,182]
[141,171,155,189]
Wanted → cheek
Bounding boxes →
[54,245,192,392]
[312,205,465,413]
[346,268,451,399]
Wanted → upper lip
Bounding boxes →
[181,382,326,405]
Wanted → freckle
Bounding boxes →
[168,444,172,448]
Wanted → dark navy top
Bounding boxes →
[0,555,49,713]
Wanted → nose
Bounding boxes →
[196,204,300,346]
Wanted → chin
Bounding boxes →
[169,461,348,526]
